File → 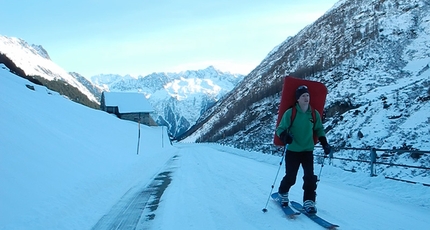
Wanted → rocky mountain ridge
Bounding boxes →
[90,66,244,137]
[0,35,98,103]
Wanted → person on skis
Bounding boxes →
[276,85,331,213]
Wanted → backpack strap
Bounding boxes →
[288,106,297,131]
[311,107,316,130]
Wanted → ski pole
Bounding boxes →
[136,117,141,155]
[262,145,288,213]
[316,156,325,185]
[317,146,331,185]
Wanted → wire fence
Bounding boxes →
[317,146,430,187]
[210,142,430,187]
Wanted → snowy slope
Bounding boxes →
[0,65,174,229]
[0,35,98,102]
[1,64,430,230]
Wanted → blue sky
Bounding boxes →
[1,0,339,78]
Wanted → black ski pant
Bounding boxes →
[278,150,317,202]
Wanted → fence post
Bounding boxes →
[370,148,376,177]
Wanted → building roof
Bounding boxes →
[103,92,154,113]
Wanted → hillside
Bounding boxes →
[182,0,430,180]
[0,35,100,108]
[0,64,174,229]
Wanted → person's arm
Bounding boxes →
[277,109,293,145]
[276,109,292,137]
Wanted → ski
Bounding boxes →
[290,201,339,229]
[271,193,300,219]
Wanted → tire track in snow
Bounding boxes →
[92,155,178,230]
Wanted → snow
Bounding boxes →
[93,66,244,137]
[1,64,430,229]
[102,91,154,113]
[164,77,222,100]
[0,35,98,103]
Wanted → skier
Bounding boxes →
[276,85,331,213]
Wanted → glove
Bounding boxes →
[322,144,331,156]
[279,130,293,145]
[318,136,331,155]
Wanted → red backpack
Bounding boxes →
[273,76,327,146]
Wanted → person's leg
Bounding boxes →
[301,151,317,202]
[278,150,300,194]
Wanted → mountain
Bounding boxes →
[69,72,104,102]
[90,66,244,138]
[0,35,98,104]
[0,35,243,137]
[182,0,430,179]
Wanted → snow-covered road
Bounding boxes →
[149,143,430,230]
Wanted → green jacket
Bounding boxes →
[276,104,326,152]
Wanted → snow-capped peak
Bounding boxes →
[0,35,97,102]
[89,66,244,137]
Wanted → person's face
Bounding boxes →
[297,93,310,105]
